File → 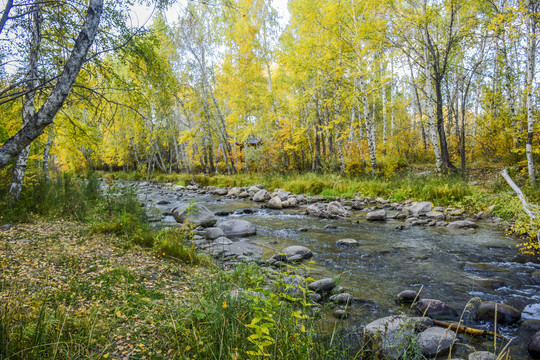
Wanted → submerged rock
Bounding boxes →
[336,238,359,247]
[414,299,458,320]
[477,301,521,324]
[532,271,540,285]
[447,220,478,229]
[333,309,349,319]
[396,290,418,304]
[529,330,540,359]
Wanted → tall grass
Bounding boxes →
[0,172,102,223]
[103,170,484,206]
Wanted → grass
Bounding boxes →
[0,221,358,359]
[103,169,486,206]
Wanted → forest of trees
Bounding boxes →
[0,0,539,196]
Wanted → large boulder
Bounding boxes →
[268,197,283,209]
[227,187,242,197]
[409,202,433,217]
[247,185,261,193]
[417,327,455,357]
[327,201,349,217]
[287,196,298,207]
[276,190,291,201]
[172,204,217,227]
[447,220,478,229]
[306,203,324,217]
[214,188,229,196]
[364,316,433,359]
[477,301,521,324]
[414,299,458,320]
[529,330,540,359]
[217,220,257,237]
[253,189,271,202]
[366,209,386,221]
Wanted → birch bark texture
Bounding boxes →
[526,0,538,184]
[0,0,104,169]
[9,1,42,201]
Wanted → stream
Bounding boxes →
[129,181,540,359]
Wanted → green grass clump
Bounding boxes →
[154,227,210,266]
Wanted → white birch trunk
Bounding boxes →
[42,126,53,180]
[381,61,387,145]
[526,0,536,184]
[423,36,442,172]
[10,2,41,201]
[359,76,377,174]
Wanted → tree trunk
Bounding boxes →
[434,73,454,172]
[42,126,53,180]
[526,0,537,184]
[9,2,41,201]
[0,0,13,36]
[0,0,104,169]
[358,76,377,174]
[423,41,442,172]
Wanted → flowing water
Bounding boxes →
[134,182,540,358]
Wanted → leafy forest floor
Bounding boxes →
[0,221,213,359]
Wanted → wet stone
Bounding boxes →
[308,278,335,294]
[532,271,540,285]
[414,299,458,320]
[329,293,353,305]
[529,330,540,359]
[396,290,418,304]
[333,309,349,319]
[417,327,455,357]
[477,301,521,325]
[468,351,497,360]
[336,238,359,247]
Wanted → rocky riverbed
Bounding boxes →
[113,180,540,359]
